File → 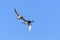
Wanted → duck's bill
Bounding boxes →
[28,25,32,32]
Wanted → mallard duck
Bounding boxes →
[14,8,34,31]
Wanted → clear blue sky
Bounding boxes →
[0,0,60,40]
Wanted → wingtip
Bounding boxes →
[14,8,16,11]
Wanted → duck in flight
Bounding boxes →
[14,8,34,31]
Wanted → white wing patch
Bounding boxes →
[28,25,32,32]
[17,15,22,19]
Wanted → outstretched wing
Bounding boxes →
[14,8,27,22]
[14,8,24,19]
[14,8,20,16]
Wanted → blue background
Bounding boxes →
[0,0,60,40]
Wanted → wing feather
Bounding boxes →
[14,8,20,16]
[14,8,24,19]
